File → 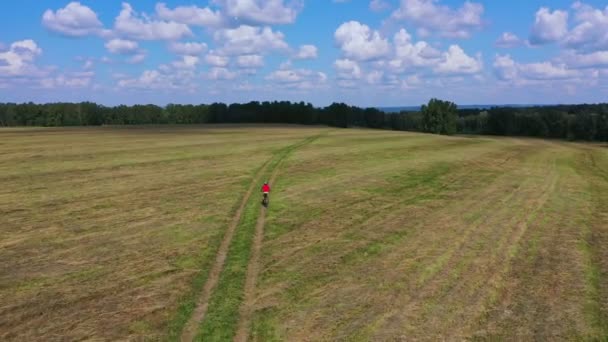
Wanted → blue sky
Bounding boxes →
[0,0,607,107]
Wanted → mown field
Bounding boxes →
[1,125,607,341]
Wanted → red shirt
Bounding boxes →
[262,184,270,192]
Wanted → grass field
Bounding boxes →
[1,125,607,341]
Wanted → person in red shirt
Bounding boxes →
[261,181,270,205]
[261,181,270,194]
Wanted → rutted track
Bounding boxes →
[181,133,325,342]
[234,157,286,342]
[180,160,272,342]
[234,134,324,341]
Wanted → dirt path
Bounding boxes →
[234,158,286,342]
[180,161,271,342]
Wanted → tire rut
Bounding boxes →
[233,164,282,342]
[180,160,271,342]
[233,134,324,342]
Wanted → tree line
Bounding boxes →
[1,100,607,142]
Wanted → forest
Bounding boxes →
[1,100,607,141]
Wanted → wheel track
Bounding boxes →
[179,133,326,342]
[233,160,284,342]
[233,133,325,342]
[180,159,272,342]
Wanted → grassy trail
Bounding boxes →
[179,157,272,342]
[194,133,325,341]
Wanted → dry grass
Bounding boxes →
[0,125,325,341]
[1,126,606,341]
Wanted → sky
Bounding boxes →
[0,0,607,107]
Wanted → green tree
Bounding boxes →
[421,98,458,135]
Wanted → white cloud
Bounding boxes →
[105,39,139,55]
[128,53,146,64]
[334,59,362,79]
[213,0,300,25]
[370,0,390,12]
[214,25,289,55]
[520,62,578,80]
[155,3,223,28]
[496,32,522,48]
[434,45,483,75]
[172,55,200,69]
[236,54,264,68]
[42,2,104,37]
[83,60,94,70]
[294,45,318,60]
[337,80,357,89]
[118,65,198,90]
[493,54,580,82]
[118,70,162,88]
[493,54,518,81]
[169,42,208,56]
[205,52,230,67]
[529,7,569,45]
[39,71,94,89]
[207,67,238,80]
[266,69,301,83]
[334,21,390,61]
[266,68,327,90]
[564,2,608,52]
[391,0,484,38]
[364,70,400,88]
[390,28,441,71]
[114,3,192,41]
[0,40,43,77]
[562,51,608,69]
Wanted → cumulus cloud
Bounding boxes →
[493,54,518,81]
[370,0,390,12]
[391,0,484,38]
[496,32,522,48]
[114,3,192,41]
[169,42,208,56]
[236,54,264,68]
[83,59,94,70]
[171,55,200,69]
[561,51,608,69]
[529,7,569,45]
[334,59,362,79]
[207,67,238,80]
[105,39,139,55]
[205,52,230,67]
[155,3,223,28]
[520,62,578,80]
[266,68,327,90]
[128,53,146,64]
[214,25,289,55]
[40,71,94,89]
[0,40,43,77]
[434,45,483,75]
[119,64,199,90]
[494,54,579,82]
[334,21,390,61]
[564,2,608,52]
[42,2,105,37]
[389,28,441,72]
[213,0,300,25]
[294,45,318,60]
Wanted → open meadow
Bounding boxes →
[1,125,607,341]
